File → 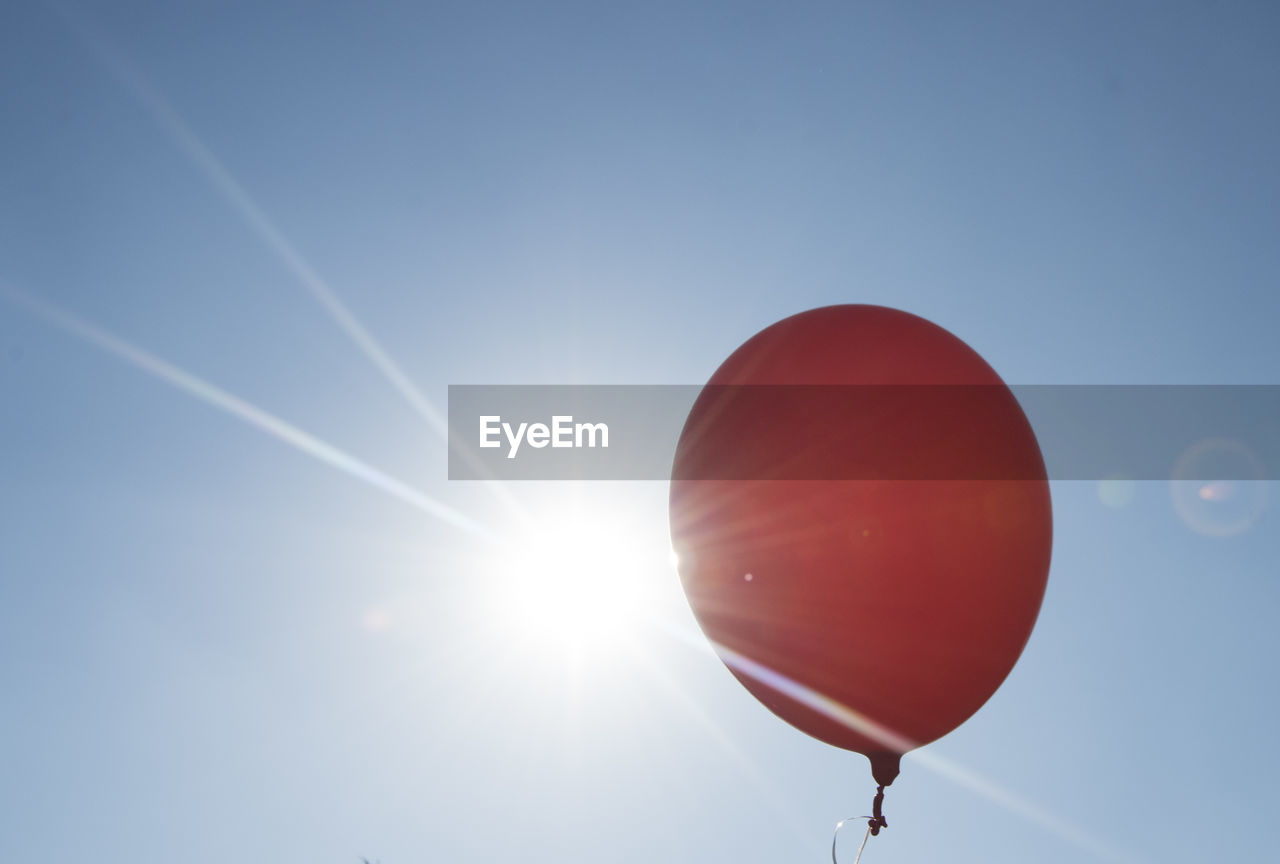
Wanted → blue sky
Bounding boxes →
[1,2,1278,862]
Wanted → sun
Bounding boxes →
[488,503,662,662]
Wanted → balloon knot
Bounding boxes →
[868,785,888,836]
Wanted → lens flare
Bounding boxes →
[1097,475,1136,509]
[1170,439,1267,537]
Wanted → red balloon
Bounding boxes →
[669,305,1052,786]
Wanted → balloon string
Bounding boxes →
[832,785,887,864]
[851,823,872,864]
[831,819,872,864]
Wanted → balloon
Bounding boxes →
[668,305,1052,786]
